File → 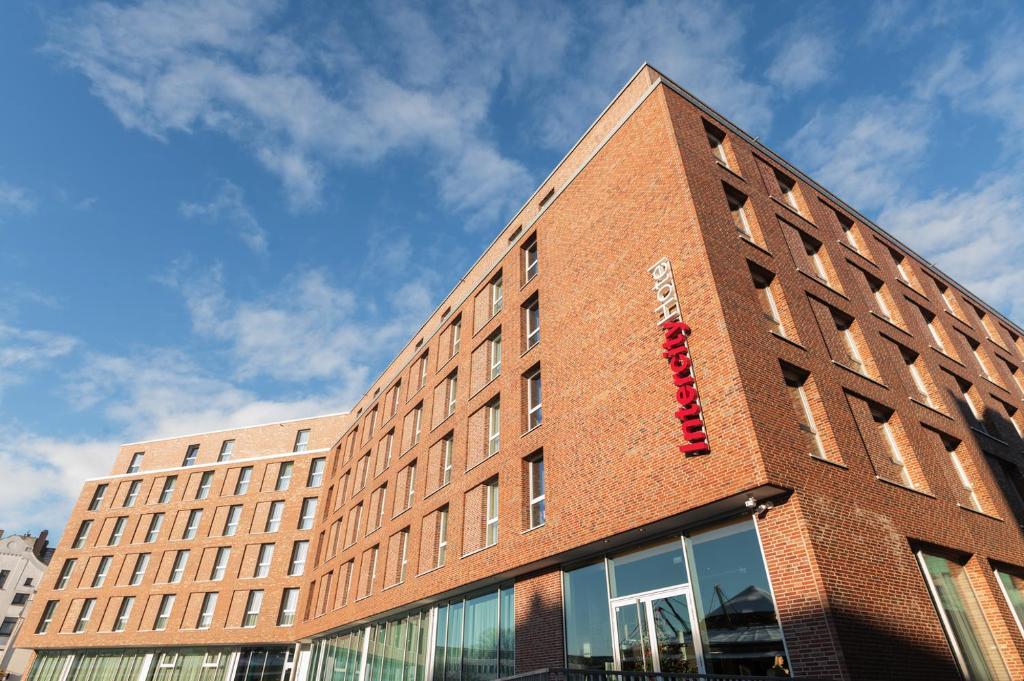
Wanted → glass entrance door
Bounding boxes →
[611,588,702,674]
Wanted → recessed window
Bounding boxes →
[223,505,242,536]
[835,210,864,253]
[276,461,294,491]
[169,550,190,583]
[490,275,504,316]
[254,544,273,578]
[108,516,127,546]
[833,311,865,374]
[436,506,449,568]
[390,381,402,418]
[485,479,499,547]
[130,554,149,586]
[182,444,200,467]
[234,467,252,495]
[123,480,141,507]
[524,296,540,350]
[196,470,214,500]
[35,601,58,635]
[91,556,111,588]
[775,170,800,212]
[527,454,545,529]
[183,509,202,540]
[211,547,230,581]
[277,588,299,627]
[397,529,410,583]
[158,476,177,504]
[866,273,894,321]
[441,434,453,486]
[72,520,92,549]
[11,593,28,606]
[489,331,502,380]
[265,501,284,533]
[523,235,538,283]
[88,484,107,511]
[704,122,729,168]
[450,317,462,357]
[412,403,423,445]
[197,592,217,630]
[127,452,144,474]
[218,439,235,462]
[995,569,1024,639]
[153,595,175,631]
[446,372,458,417]
[725,186,752,237]
[293,429,310,452]
[289,541,309,577]
[526,367,542,430]
[112,597,134,633]
[900,346,932,407]
[417,353,430,391]
[941,435,981,511]
[538,187,555,208]
[782,366,826,460]
[307,457,325,487]
[871,405,913,488]
[487,399,501,456]
[145,513,164,543]
[74,598,96,633]
[749,264,782,336]
[56,559,76,590]
[299,497,318,530]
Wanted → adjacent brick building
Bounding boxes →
[17,64,1024,681]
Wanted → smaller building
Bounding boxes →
[0,530,53,680]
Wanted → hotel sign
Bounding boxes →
[649,257,710,455]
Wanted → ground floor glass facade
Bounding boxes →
[27,647,292,681]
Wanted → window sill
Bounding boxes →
[942,308,970,326]
[520,341,540,359]
[522,423,543,438]
[979,374,1009,394]
[956,504,1003,521]
[836,239,878,266]
[875,476,935,498]
[928,345,965,368]
[465,451,499,475]
[830,360,888,388]
[969,426,1008,447]
[796,268,848,300]
[520,522,547,535]
[909,397,953,420]
[738,233,772,256]
[461,543,497,560]
[810,454,848,469]
[470,375,500,400]
[392,506,411,521]
[519,272,539,293]
[423,481,451,502]
[770,331,806,350]
[770,196,814,226]
[715,159,745,182]
[869,310,911,335]
[416,563,446,578]
[381,580,405,593]
[896,278,929,300]
[984,335,1012,355]
[431,412,455,434]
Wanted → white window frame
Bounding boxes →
[56,559,75,590]
[124,480,140,507]
[158,476,176,504]
[437,508,449,568]
[127,452,144,474]
[211,547,230,581]
[145,514,164,543]
[36,601,57,634]
[74,599,95,633]
[450,318,462,356]
[308,457,326,487]
[224,505,241,536]
[109,516,126,546]
[234,467,252,495]
[447,373,458,416]
[528,456,545,529]
[485,481,499,547]
[277,588,298,627]
[906,357,932,406]
[198,592,217,630]
[294,429,311,452]
[170,550,189,583]
[405,463,416,509]
[154,595,174,631]
[113,597,133,633]
[218,439,234,462]
[726,189,751,237]
[130,554,149,586]
[949,447,982,511]
[289,541,309,577]
[196,471,213,500]
[254,544,273,578]
[91,556,111,588]
[265,501,284,533]
[73,520,92,549]
[276,461,294,491]
[299,497,318,530]
[413,405,423,444]
[491,276,503,316]
[707,128,729,167]
[89,484,107,511]
[490,333,502,380]
[182,445,199,467]
[879,417,914,488]
[488,401,501,456]
[525,299,540,349]
[184,509,202,540]
[242,590,263,628]
[374,485,387,529]
[526,369,542,430]
[398,530,410,583]
[418,354,429,390]
[391,381,402,418]
[442,435,453,486]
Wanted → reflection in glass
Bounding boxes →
[996,569,1024,637]
[613,601,652,671]
[651,594,698,673]
[608,539,687,598]
[564,561,614,670]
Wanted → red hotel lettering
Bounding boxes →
[661,320,710,455]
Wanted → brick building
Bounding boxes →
[17,64,1024,681]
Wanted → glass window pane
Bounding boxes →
[996,569,1024,636]
[499,586,515,678]
[433,605,449,681]
[563,561,614,670]
[608,538,687,598]
[445,600,464,681]
[462,590,498,681]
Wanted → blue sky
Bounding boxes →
[2,0,1023,538]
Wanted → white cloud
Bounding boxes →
[0,180,35,215]
[0,323,77,391]
[765,34,835,93]
[180,179,268,252]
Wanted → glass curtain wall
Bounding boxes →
[309,585,513,681]
[149,648,231,681]
[27,650,146,681]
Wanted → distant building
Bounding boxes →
[0,530,52,680]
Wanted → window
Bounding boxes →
[196,471,213,500]
[967,336,997,383]
[294,429,311,452]
[372,484,388,530]
[381,429,395,471]
[412,403,423,445]
[107,597,132,633]
[526,367,542,430]
[265,501,284,532]
[901,347,932,406]
[920,306,950,354]
[88,484,107,511]
[0,570,7,590]
[158,476,177,504]
[234,466,252,495]
[224,505,242,536]
[450,317,462,356]
[145,513,164,543]
[917,551,1010,680]
[0,617,16,637]
[750,264,783,336]
[491,275,504,316]
[74,599,96,633]
[872,405,914,488]
[942,436,981,511]
[489,332,502,380]
[390,381,402,418]
[405,463,416,509]
[307,457,325,487]
[528,454,545,529]
[130,554,149,586]
[417,353,429,391]
[35,601,58,634]
[254,544,274,578]
[524,297,540,349]
[437,506,449,568]
[834,312,865,374]
[218,439,235,462]
[705,122,729,167]
[441,434,453,486]
[23,577,31,587]
[183,509,203,540]
[488,399,501,456]
[867,274,894,321]
[446,372,458,417]
[775,170,800,212]
[127,452,144,474]
[783,366,826,460]
[109,516,127,546]
[935,279,960,317]
[278,587,299,627]
[299,497,318,530]
[170,550,190,583]
[242,591,263,628]
[197,592,217,630]
[72,520,92,549]
[56,559,76,590]
[154,595,175,631]
[485,479,499,547]
[523,235,538,282]
[995,569,1024,638]
[124,480,141,507]
[211,547,230,581]
[91,556,112,588]
[958,377,990,434]
[182,444,200,467]
[835,210,863,252]
[725,186,752,237]
[397,529,410,583]
[801,234,830,285]
[289,540,309,576]
[276,461,294,491]
[11,593,28,605]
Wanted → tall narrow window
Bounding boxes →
[211,547,230,581]
[234,467,252,495]
[485,480,499,547]
[196,471,213,500]
[278,588,299,627]
[265,501,284,532]
[489,332,502,380]
[397,529,410,583]
[127,452,144,474]
[130,554,149,586]
[183,509,202,540]
[124,480,141,507]
[307,457,325,487]
[56,559,76,590]
[705,122,729,167]
[299,497,318,530]
[775,171,800,212]
[223,505,242,536]
[446,372,458,417]
[491,275,504,316]
[802,235,830,285]
[91,556,111,588]
[783,366,826,460]
[437,506,449,567]
[902,347,933,407]
[750,265,782,336]
[412,404,423,445]
[834,312,865,374]
[182,444,199,467]
[935,279,959,317]
[526,368,542,430]
[836,211,863,252]
[725,186,752,237]
[488,399,501,456]
[158,476,177,504]
[35,601,58,634]
[108,516,127,546]
[418,353,429,391]
[293,429,310,452]
[218,439,234,462]
[154,595,174,631]
[169,550,190,583]
[197,592,217,630]
[374,484,388,529]
[88,484,107,511]
[525,297,540,350]
[943,436,981,511]
[867,274,894,321]
[112,597,134,633]
[289,540,309,576]
[276,461,294,491]
[74,598,96,633]
[523,235,539,283]
[872,406,913,488]
[391,380,402,418]
[968,337,996,383]
[995,569,1024,638]
[442,434,453,486]
[921,307,948,353]
[450,317,462,356]
[72,520,92,549]
[528,454,546,529]
[890,249,913,285]
[254,544,274,578]
[405,463,417,509]
[382,429,395,470]
[958,377,989,435]
[145,513,164,543]
[242,591,263,628]
[917,552,1010,681]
